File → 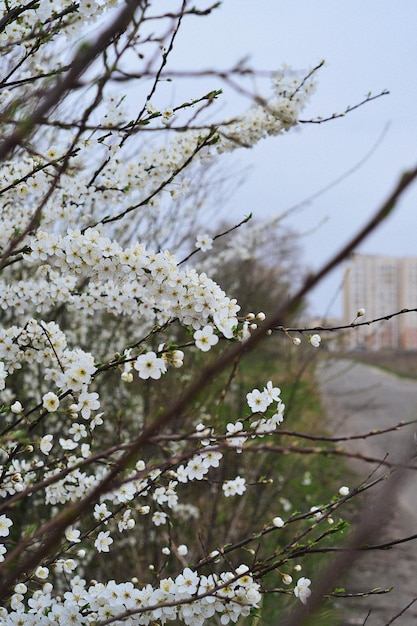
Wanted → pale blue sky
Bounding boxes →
[169,1,417,318]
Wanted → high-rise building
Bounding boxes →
[399,257,417,349]
[343,253,417,350]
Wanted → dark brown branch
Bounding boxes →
[244,444,417,470]
[276,307,417,335]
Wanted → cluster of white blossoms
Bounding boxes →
[0,68,310,256]
[0,0,117,52]
[0,565,261,625]
[0,49,318,258]
[3,230,238,442]
[0,439,275,622]
[0,1,323,621]
[218,69,316,152]
[0,228,239,343]
[175,448,223,484]
[213,381,286,457]
[0,318,96,390]
[245,381,285,436]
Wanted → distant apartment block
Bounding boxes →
[343,253,417,350]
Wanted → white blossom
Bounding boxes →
[35,566,49,580]
[94,531,113,553]
[0,544,7,562]
[195,233,213,252]
[309,334,321,348]
[222,476,246,497]
[0,515,12,537]
[247,388,270,413]
[40,434,53,455]
[73,391,100,420]
[0,362,7,390]
[11,401,23,414]
[152,511,168,526]
[65,527,81,543]
[294,577,312,604]
[193,325,219,352]
[134,351,167,379]
[42,392,60,412]
[225,421,247,451]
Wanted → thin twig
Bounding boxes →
[385,597,417,624]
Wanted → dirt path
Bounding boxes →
[317,358,417,625]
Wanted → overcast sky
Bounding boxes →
[169,1,417,318]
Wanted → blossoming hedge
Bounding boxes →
[0,1,398,624]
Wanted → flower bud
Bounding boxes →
[309,334,321,348]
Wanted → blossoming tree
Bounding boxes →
[1,2,417,625]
